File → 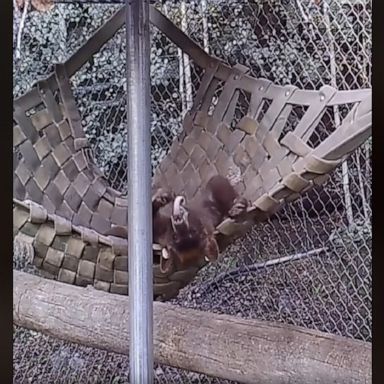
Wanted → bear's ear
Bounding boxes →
[203,235,220,263]
[159,248,175,274]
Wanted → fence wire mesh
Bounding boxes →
[13,0,372,382]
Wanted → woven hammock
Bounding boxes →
[13,6,372,301]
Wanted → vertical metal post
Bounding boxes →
[125,0,153,383]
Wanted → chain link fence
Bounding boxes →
[13,0,372,382]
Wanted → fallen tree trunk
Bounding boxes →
[13,270,371,384]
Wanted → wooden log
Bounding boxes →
[13,270,371,384]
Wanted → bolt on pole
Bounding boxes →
[125,0,154,382]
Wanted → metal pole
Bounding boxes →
[126,0,153,382]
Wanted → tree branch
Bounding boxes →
[14,270,371,384]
